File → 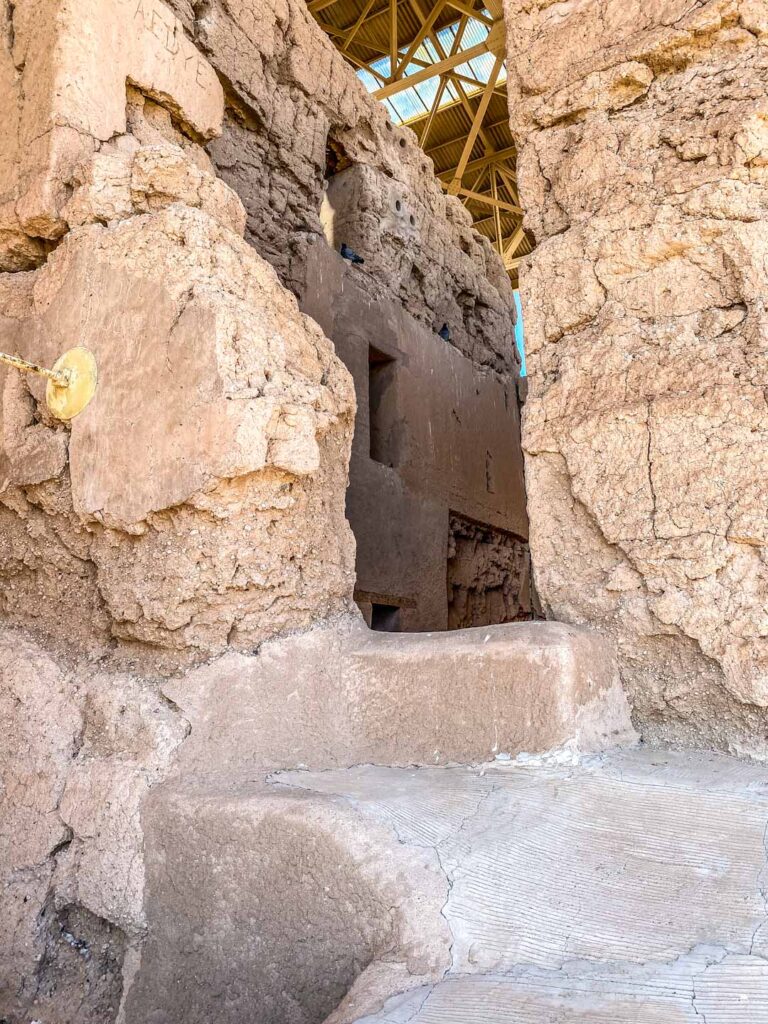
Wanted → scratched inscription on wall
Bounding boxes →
[116,0,211,88]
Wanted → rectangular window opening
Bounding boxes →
[371,603,402,632]
[368,345,400,467]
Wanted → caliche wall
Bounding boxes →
[503,0,768,756]
[164,0,520,376]
[299,242,531,632]
[0,2,356,1016]
[0,2,528,1020]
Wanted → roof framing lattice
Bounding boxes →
[306,0,532,287]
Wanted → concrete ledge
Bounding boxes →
[166,614,637,773]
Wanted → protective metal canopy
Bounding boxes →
[307,0,532,287]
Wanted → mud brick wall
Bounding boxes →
[168,0,520,374]
[504,0,768,756]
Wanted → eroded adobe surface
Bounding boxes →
[0,628,188,1023]
[164,0,520,373]
[0,204,356,663]
[0,0,356,668]
[0,7,354,1016]
[165,618,635,774]
[7,0,763,1020]
[0,0,223,267]
[0,3,532,1021]
[504,0,768,756]
[125,749,768,1024]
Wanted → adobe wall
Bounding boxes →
[0,0,357,667]
[0,3,355,1018]
[156,0,528,630]
[503,0,768,756]
[0,0,224,268]
[163,0,521,375]
[0,2,526,1020]
[299,242,531,631]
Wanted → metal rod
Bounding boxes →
[0,350,70,387]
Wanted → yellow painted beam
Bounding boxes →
[390,0,398,71]
[440,181,523,214]
[446,53,503,194]
[374,36,490,98]
[437,146,517,178]
[504,223,526,257]
[393,0,447,79]
[445,0,493,24]
[340,0,380,53]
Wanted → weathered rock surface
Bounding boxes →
[504,0,768,755]
[11,2,765,1022]
[0,1,529,1021]
[448,512,533,628]
[117,748,768,1023]
[0,5,353,1013]
[0,616,636,1022]
[0,628,187,1024]
[0,204,356,664]
[0,0,224,268]
[172,0,519,372]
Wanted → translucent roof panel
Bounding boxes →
[356,10,505,127]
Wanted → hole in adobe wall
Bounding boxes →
[321,133,357,250]
[31,901,127,1024]
[371,603,401,632]
[325,136,353,179]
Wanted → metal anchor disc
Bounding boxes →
[45,347,98,420]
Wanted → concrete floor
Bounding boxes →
[278,749,768,1023]
[123,747,768,1023]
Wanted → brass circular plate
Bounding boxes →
[46,347,98,421]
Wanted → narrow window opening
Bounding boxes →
[485,450,496,494]
[324,137,352,179]
[320,134,354,250]
[368,345,400,467]
[371,603,401,632]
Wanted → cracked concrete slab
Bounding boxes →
[120,747,768,1023]
[279,751,768,978]
[351,953,768,1023]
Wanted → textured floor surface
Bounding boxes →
[125,747,768,1023]
[273,748,768,1023]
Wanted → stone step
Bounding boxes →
[120,748,768,1024]
[164,617,636,774]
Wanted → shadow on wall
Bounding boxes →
[515,291,526,376]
